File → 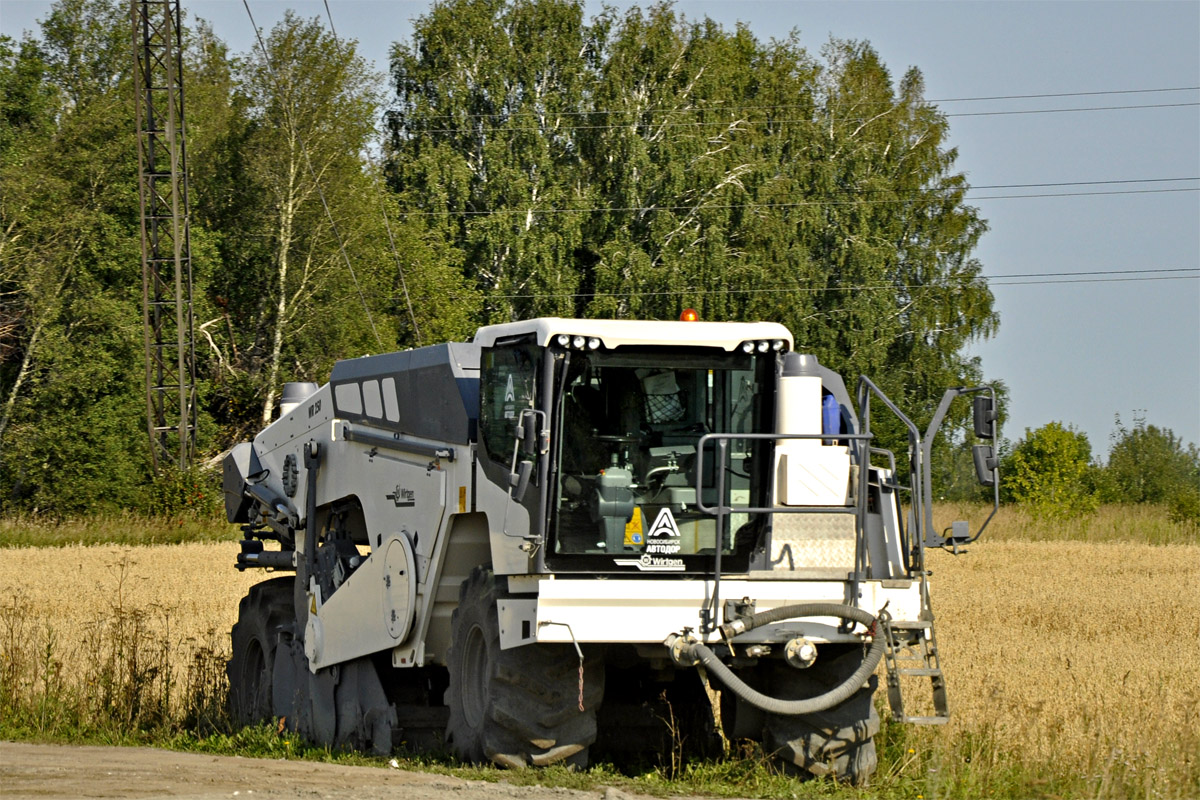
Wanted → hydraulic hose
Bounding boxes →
[670,603,886,716]
[720,602,876,639]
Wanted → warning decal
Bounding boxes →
[623,507,644,546]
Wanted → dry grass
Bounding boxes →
[1,542,260,663]
[928,540,1200,795]
[1,510,1198,797]
[0,542,261,735]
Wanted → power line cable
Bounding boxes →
[418,272,1198,303]
[401,101,1199,135]
[934,86,1199,102]
[994,268,1196,278]
[241,0,382,347]
[389,185,1198,218]
[945,102,1199,118]
[398,86,1200,123]
[988,275,1198,287]
[478,271,1200,301]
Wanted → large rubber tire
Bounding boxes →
[228,577,295,727]
[761,647,880,786]
[445,567,603,768]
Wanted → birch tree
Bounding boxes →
[226,13,392,423]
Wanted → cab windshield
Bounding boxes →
[548,348,771,570]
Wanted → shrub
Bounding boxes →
[1003,422,1098,520]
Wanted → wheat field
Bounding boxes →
[1,542,260,667]
[1,532,1198,796]
[930,540,1200,790]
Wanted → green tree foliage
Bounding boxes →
[1004,422,1099,520]
[195,12,397,428]
[1102,414,1199,504]
[2,0,1000,516]
[0,3,402,513]
[1099,414,1200,524]
[0,2,154,513]
[387,0,997,445]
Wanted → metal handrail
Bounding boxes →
[856,376,927,573]
[692,430,873,634]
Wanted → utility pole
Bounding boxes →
[133,0,196,472]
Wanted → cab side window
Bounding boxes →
[480,346,539,463]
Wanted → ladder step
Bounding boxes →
[898,668,942,677]
[900,715,949,725]
[887,620,931,630]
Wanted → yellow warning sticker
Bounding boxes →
[458,486,467,513]
[624,507,645,546]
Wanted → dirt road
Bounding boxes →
[0,742,727,800]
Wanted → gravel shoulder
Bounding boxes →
[0,741,721,800]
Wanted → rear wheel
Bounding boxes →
[228,577,295,727]
[445,567,603,768]
[761,647,880,786]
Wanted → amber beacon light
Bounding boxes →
[679,308,699,322]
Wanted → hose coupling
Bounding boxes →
[666,633,700,667]
[720,618,748,639]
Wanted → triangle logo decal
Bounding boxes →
[646,507,681,539]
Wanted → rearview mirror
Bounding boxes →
[973,396,997,440]
[973,444,998,487]
[510,459,533,502]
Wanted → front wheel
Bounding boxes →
[227,577,295,727]
[761,647,880,786]
[445,567,603,768]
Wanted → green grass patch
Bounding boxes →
[4,503,1194,550]
[934,501,1198,546]
[0,511,234,548]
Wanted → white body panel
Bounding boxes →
[251,393,481,671]
[524,578,923,646]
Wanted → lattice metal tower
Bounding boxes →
[133,0,196,472]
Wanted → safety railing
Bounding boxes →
[693,430,873,634]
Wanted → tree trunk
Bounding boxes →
[0,319,43,442]
[261,159,298,425]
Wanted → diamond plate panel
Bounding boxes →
[769,513,856,570]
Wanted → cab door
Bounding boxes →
[475,343,547,571]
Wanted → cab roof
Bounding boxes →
[472,317,793,351]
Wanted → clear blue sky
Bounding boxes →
[3,0,1198,456]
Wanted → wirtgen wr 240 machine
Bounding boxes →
[223,316,999,784]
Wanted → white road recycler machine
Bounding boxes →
[223,316,999,784]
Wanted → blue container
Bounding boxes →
[822,393,839,443]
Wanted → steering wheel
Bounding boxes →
[593,434,640,445]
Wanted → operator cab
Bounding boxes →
[474,318,796,575]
